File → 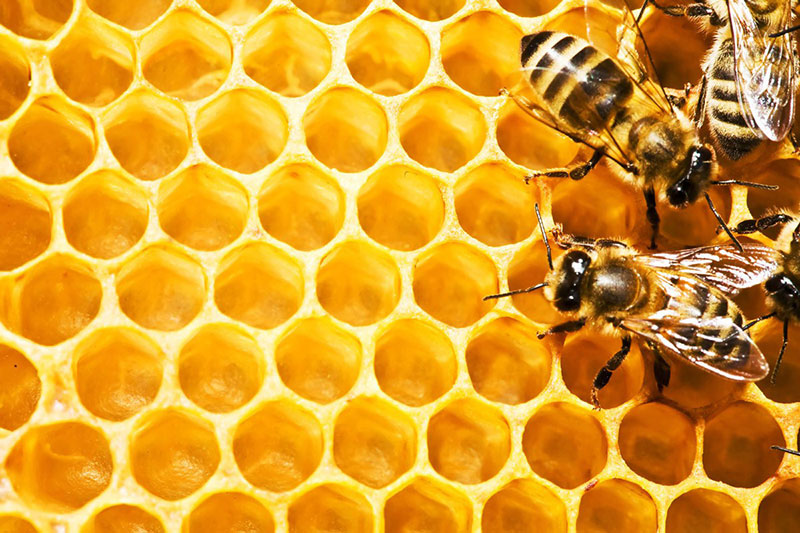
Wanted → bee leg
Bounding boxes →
[553,233,628,250]
[643,187,660,249]
[524,150,602,183]
[693,75,707,128]
[536,318,586,340]
[769,319,790,385]
[591,336,632,408]
[652,351,671,392]
[646,0,716,20]
[733,214,795,235]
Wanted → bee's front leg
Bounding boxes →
[591,335,632,409]
[524,150,603,183]
[536,318,586,340]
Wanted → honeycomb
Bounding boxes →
[0,0,799,531]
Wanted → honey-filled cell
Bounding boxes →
[184,492,274,533]
[0,0,73,40]
[0,36,31,120]
[83,505,165,533]
[0,344,41,431]
[384,477,472,533]
[0,516,37,533]
[0,179,51,271]
[287,484,373,533]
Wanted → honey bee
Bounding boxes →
[486,206,777,407]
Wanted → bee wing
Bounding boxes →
[727,0,796,140]
[632,242,781,294]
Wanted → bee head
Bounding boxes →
[666,146,714,207]
[548,249,591,312]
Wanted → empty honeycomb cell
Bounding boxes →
[8,96,95,185]
[74,328,163,421]
[496,100,579,170]
[258,163,345,251]
[666,489,747,533]
[86,0,170,30]
[399,87,486,172]
[197,89,288,174]
[660,358,738,409]
[576,479,657,533]
[157,164,248,251]
[0,516,36,533]
[288,484,373,533]
[0,255,102,346]
[560,332,644,408]
[660,188,731,248]
[292,0,369,24]
[5,422,112,512]
[759,479,800,533]
[747,159,800,223]
[243,12,331,97]
[522,402,607,489]
[141,10,232,101]
[130,409,220,501]
[455,162,536,246]
[358,165,443,251]
[196,0,269,25]
[346,10,430,96]
[482,479,568,533]
[0,179,50,271]
[185,492,274,533]
[639,13,710,90]
[374,319,456,406]
[63,170,148,259]
[497,0,561,17]
[384,477,472,533]
[316,240,400,326]
[84,505,165,533]
[618,402,696,485]
[427,398,510,484]
[333,396,416,488]
[466,317,551,405]
[103,90,190,181]
[506,241,564,324]
[50,16,134,107]
[214,243,303,329]
[303,87,388,173]
[441,12,522,96]
[233,401,323,492]
[0,344,40,431]
[756,320,800,403]
[116,246,206,331]
[0,36,30,120]
[393,0,464,21]
[0,0,72,39]
[704,401,784,487]
[412,242,497,327]
[275,317,361,403]
[178,324,263,413]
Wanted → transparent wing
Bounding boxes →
[728,0,796,140]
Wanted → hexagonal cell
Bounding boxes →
[258,163,345,251]
[660,356,739,409]
[759,479,800,533]
[506,241,564,324]
[747,160,800,222]
[63,170,148,259]
[0,516,37,533]
[666,489,746,533]
[393,0,464,21]
[561,332,645,408]
[275,317,361,404]
[0,179,50,271]
[179,324,263,413]
[413,242,497,327]
[441,12,522,96]
[140,10,232,101]
[197,89,288,173]
[399,87,486,172]
[0,36,31,120]
[455,162,536,246]
[497,0,561,17]
[384,477,472,533]
[84,505,165,533]
[577,480,657,533]
[197,0,269,25]
[86,0,170,30]
[214,243,303,329]
[333,396,416,488]
[288,485,373,533]
[756,320,800,403]
[116,246,206,331]
[243,12,331,97]
[374,318,456,407]
[130,409,220,501]
[427,398,510,484]
[639,12,711,90]
[303,87,388,173]
[103,90,190,181]
[346,10,429,96]
[292,0,369,24]
[233,400,323,492]
[0,0,72,39]
[8,96,96,185]
[522,402,607,489]
[0,344,40,431]
[74,328,162,421]
[496,100,579,170]
[185,492,274,533]
[5,422,112,512]
[316,240,401,326]
[157,164,248,251]
[618,402,696,485]
[0,255,102,346]
[50,16,134,107]
[660,187,731,248]
[466,317,551,405]
[703,401,783,487]
[482,479,567,533]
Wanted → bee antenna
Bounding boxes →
[483,283,547,301]
[770,24,800,38]
[771,445,800,456]
[705,192,743,252]
[711,179,778,190]
[535,203,553,270]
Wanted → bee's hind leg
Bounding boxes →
[525,150,603,183]
[644,187,660,249]
[591,335,632,408]
[733,213,795,236]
